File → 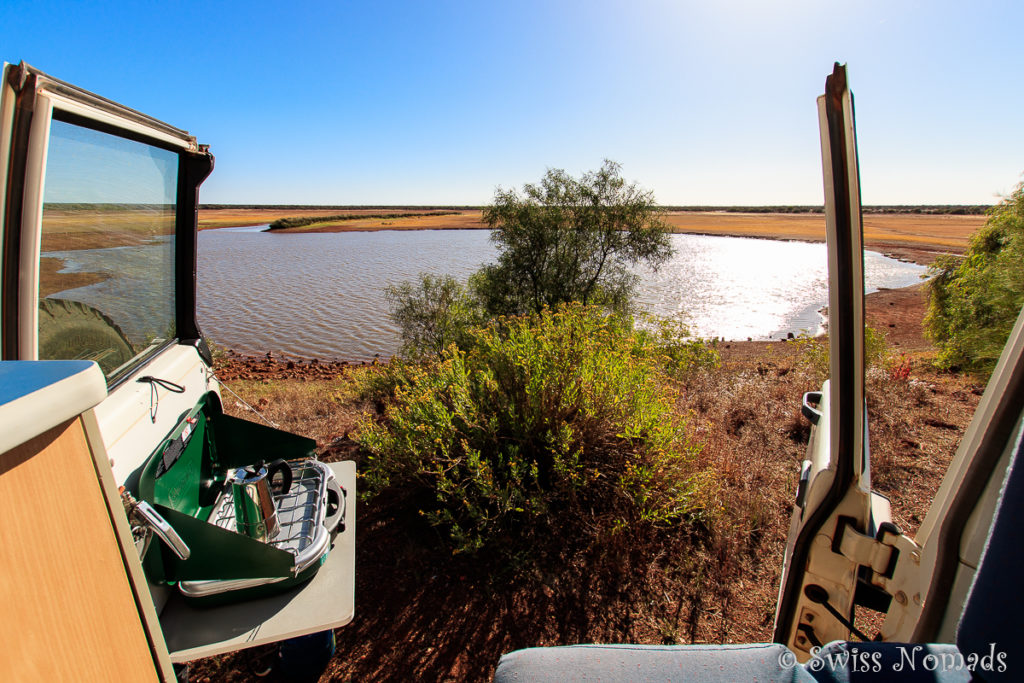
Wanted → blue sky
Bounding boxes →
[4,1,1022,205]
[45,121,178,203]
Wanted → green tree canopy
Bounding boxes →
[474,160,673,316]
[926,182,1024,375]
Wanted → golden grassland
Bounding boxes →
[661,211,984,251]
[199,208,985,252]
[198,207,487,231]
[40,205,985,253]
[196,207,451,230]
[40,209,175,251]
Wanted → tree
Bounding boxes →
[473,160,673,316]
[926,182,1024,375]
[385,274,481,357]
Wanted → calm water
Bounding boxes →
[192,227,927,360]
[44,236,175,345]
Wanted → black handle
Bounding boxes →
[802,391,823,425]
[324,478,347,534]
[267,459,293,495]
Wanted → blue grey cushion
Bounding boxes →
[954,432,1023,681]
[493,643,816,682]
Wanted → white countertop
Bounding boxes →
[159,460,356,662]
[0,360,106,453]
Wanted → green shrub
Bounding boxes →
[355,303,712,554]
[926,183,1024,375]
[789,326,890,382]
[635,314,720,379]
[384,274,483,357]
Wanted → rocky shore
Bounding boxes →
[214,350,379,381]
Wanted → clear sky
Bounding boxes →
[3,1,1021,206]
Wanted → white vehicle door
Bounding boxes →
[0,61,217,482]
[773,63,888,657]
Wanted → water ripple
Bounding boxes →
[196,228,926,360]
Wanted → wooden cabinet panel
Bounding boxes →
[0,419,159,681]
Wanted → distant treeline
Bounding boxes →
[267,211,463,230]
[45,203,175,211]
[662,205,991,215]
[867,205,991,215]
[202,204,992,216]
[203,204,479,211]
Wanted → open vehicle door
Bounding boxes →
[0,62,355,677]
[1,63,214,373]
[773,62,1024,656]
[773,63,899,656]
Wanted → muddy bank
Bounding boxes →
[696,281,933,367]
[864,243,958,267]
[864,282,933,351]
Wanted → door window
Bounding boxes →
[38,118,179,381]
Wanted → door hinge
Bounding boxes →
[833,516,926,639]
[833,516,897,576]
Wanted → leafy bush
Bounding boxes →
[635,314,720,379]
[355,304,712,553]
[789,326,890,382]
[384,274,482,357]
[926,183,1024,374]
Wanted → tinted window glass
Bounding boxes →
[38,119,178,381]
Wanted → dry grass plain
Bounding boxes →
[41,208,175,250]
[198,208,486,231]
[198,207,985,254]
[661,211,984,252]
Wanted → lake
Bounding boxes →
[194,227,927,360]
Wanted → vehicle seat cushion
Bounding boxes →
[955,431,1024,678]
[493,643,816,682]
[804,641,970,682]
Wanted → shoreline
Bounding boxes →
[201,210,955,370]
[214,282,935,379]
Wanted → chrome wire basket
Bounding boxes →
[178,459,336,599]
